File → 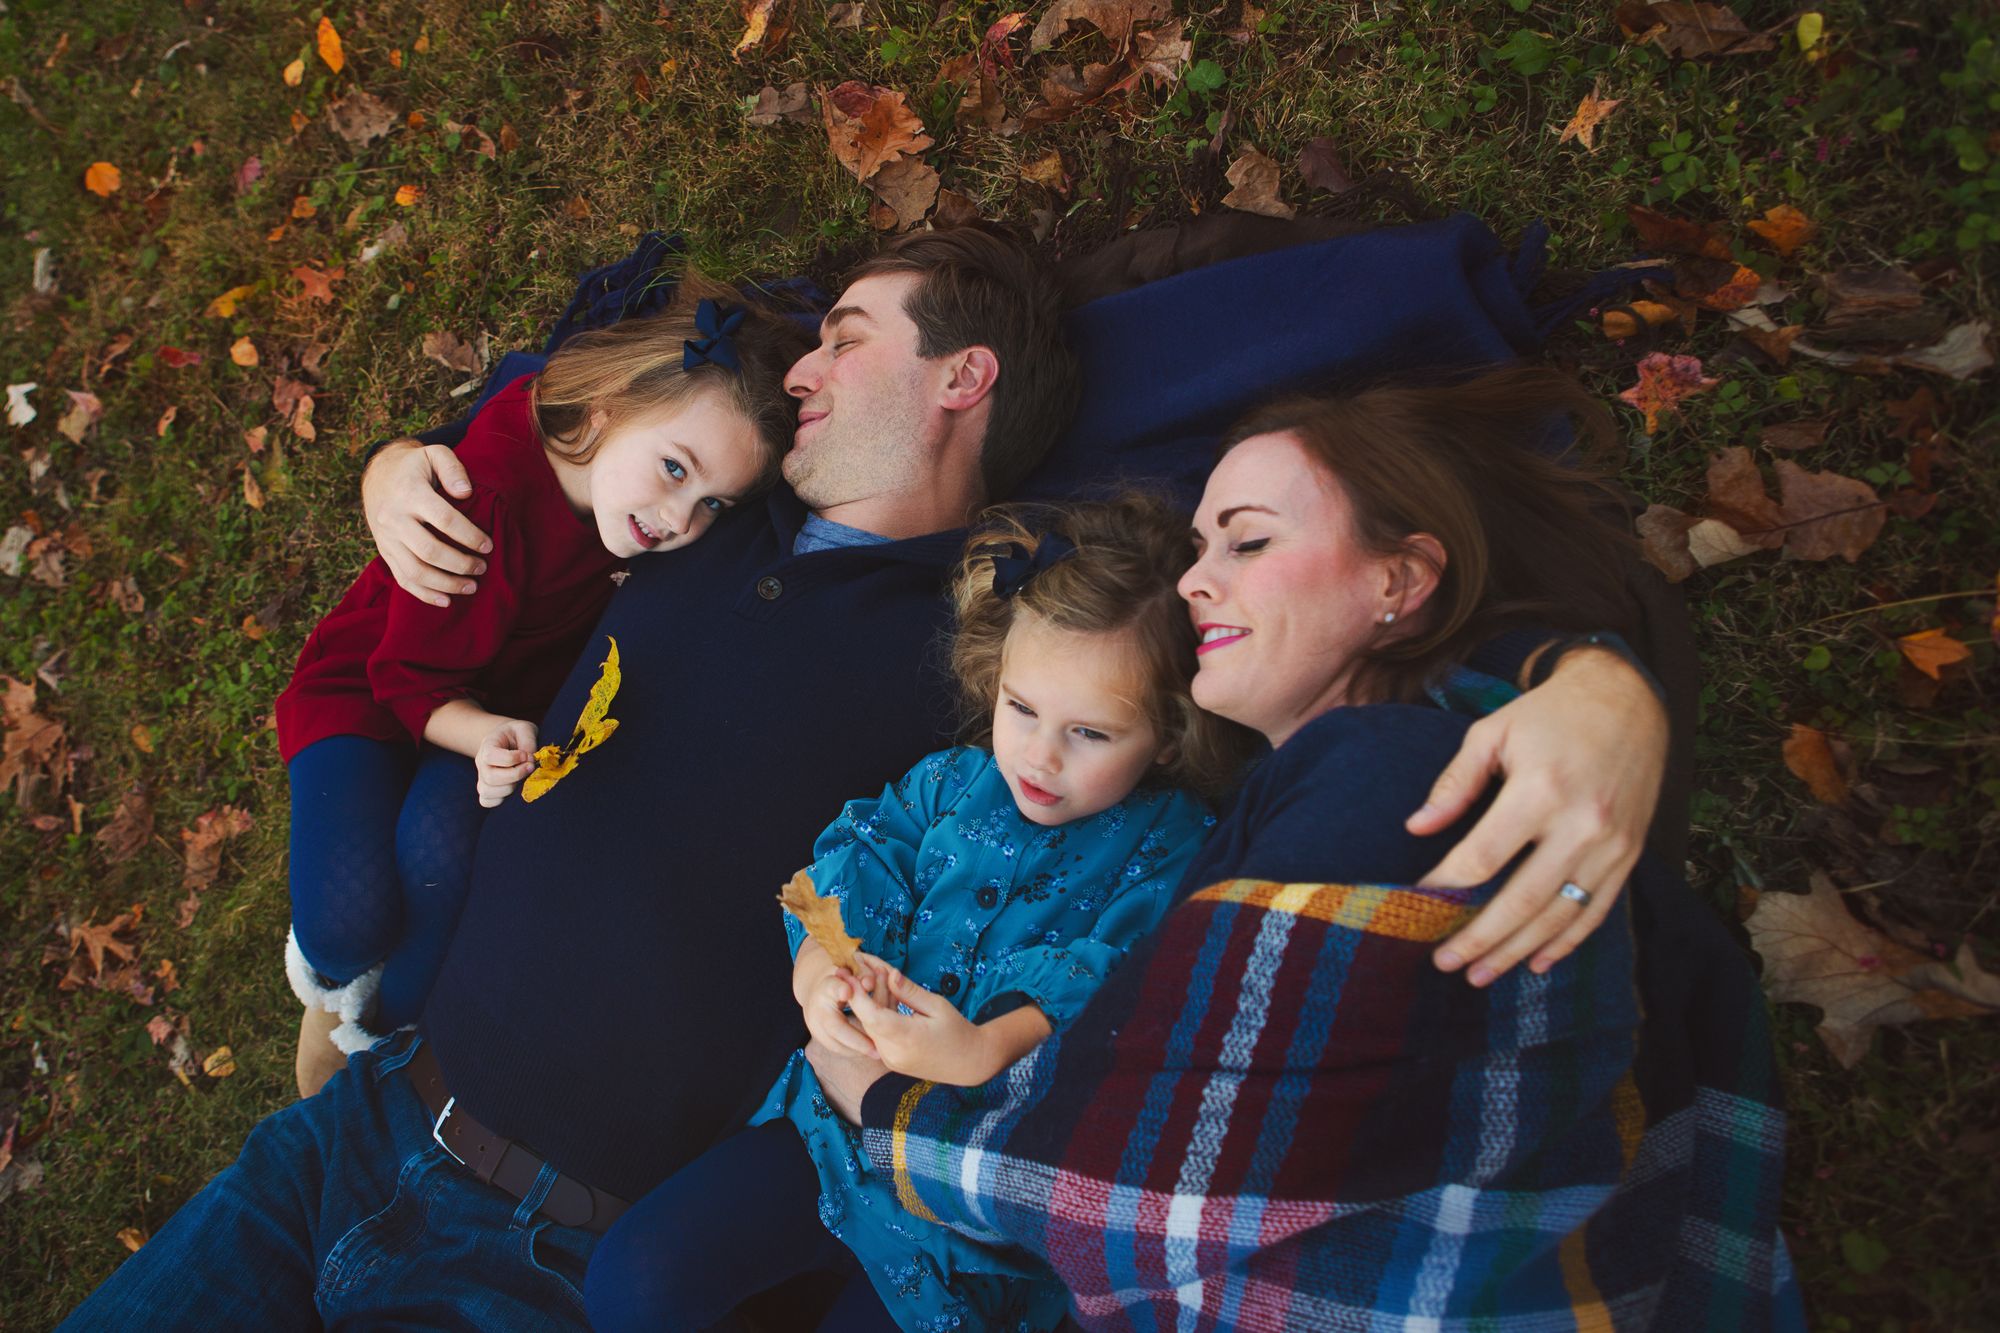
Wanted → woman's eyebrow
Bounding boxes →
[1215,504,1278,527]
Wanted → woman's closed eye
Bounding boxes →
[1230,537,1270,555]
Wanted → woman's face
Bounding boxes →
[1178,431,1401,747]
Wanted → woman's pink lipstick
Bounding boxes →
[1196,623,1249,655]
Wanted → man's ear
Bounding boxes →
[937,345,1000,412]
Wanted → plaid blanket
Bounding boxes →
[858,700,1805,1331]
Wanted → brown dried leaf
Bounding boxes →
[1614,2,1775,58]
[64,912,139,984]
[1297,136,1354,195]
[1221,147,1294,220]
[1554,81,1621,151]
[1701,447,1784,546]
[1030,0,1170,53]
[1746,203,1816,259]
[291,264,342,303]
[933,188,981,227]
[117,1227,147,1253]
[93,787,154,864]
[746,81,812,126]
[56,390,103,444]
[1758,419,1828,452]
[181,806,253,893]
[1773,459,1884,563]
[733,0,793,59]
[326,89,398,148]
[866,155,940,231]
[1635,504,1698,583]
[777,869,861,972]
[1897,628,1972,681]
[422,330,481,375]
[1,676,68,810]
[1746,875,2000,1067]
[1782,724,1850,805]
[1626,205,1731,259]
[820,81,933,183]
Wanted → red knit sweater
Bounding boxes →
[274,378,622,764]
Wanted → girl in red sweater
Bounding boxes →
[276,277,810,1095]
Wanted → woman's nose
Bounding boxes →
[1177,553,1215,602]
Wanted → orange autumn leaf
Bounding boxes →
[1691,262,1763,311]
[394,184,422,207]
[283,57,305,86]
[291,264,343,302]
[1747,203,1816,258]
[1554,81,1621,151]
[316,17,345,73]
[1781,723,1849,805]
[1897,628,1972,681]
[1618,352,1719,432]
[292,195,317,219]
[230,337,258,367]
[733,0,789,59]
[84,162,122,196]
[204,284,254,318]
[777,869,862,972]
[523,638,621,802]
[390,48,404,69]
[820,81,934,184]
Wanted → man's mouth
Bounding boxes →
[1017,776,1061,807]
[629,515,662,550]
[1197,623,1249,655]
[795,408,828,437]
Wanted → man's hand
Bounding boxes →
[1409,646,1667,986]
[362,439,492,607]
[804,1036,888,1125]
[473,718,539,808]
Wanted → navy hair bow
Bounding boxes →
[979,534,1077,600]
[682,299,746,372]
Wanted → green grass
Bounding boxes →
[3,1,1996,1327]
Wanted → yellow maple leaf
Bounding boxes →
[84,162,122,196]
[316,17,345,73]
[205,284,254,318]
[522,637,621,802]
[1554,81,1621,152]
[777,870,862,972]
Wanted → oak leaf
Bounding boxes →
[326,89,398,148]
[1221,147,1294,220]
[1746,203,1816,258]
[1618,352,1718,433]
[1746,875,2000,1067]
[64,912,139,986]
[1782,724,1849,805]
[821,81,933,183]
[1554,82,1620,151]
[291,264,342,302]
[84,162,121,196]
[523,638,621,802]
[777,869,862,972]
[316,17,344,73]
[1896,628,1971,681]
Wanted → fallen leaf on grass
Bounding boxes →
[205,284,254,318]
[746,81,812,126]
[52,910,139,991]
[283,57,304,86]
[7,383,38,426]
[232,156,263,196]
[1031,0,1170,54]
[777,869,862,971]
[1680,260,1762,312]
[117,1228,147,1253]
[1601,300,1685,339]
[317,17,344,73]
[1618,352,1718,432]
[499,122,520,152]
[1615,2,1775,58]
[145,1014,176,1045]
[93,787,154,864]
[866,155,940,230]
[230,337,259,367]
[442,118,498,158]
[1703,445,1784,543]
[1635,504,1698,582]
[1222,147,1294,219]
[1897,628,1972,681]
[2,676,69,811]
[154,406,177,437]
[1746,874,2000,1067]
[180,805,253,908]
[733,0,792,59]
[394,184,422,207]
[1626,204,1731,259]
[56,390,103,444]
[1554,81,1620,151]
[243,466,264,510]
[203,1046,237,1078]
[1746,203,1816,258]
[827,2,865,28]
[421,330,481,374]
[85,162,121,196]
[1782,724,1850,805]
[523,638,620,802]
[326,89,397,148]
[292,264,342,302]
[1297,136,1354,195]
[1773,458,1884,563]
[158,345,202,368]
[821,81,933,183]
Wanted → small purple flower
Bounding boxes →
[1815,137,1831,163]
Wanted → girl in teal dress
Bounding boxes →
[584,495,1257,1333]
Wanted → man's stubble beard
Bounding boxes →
[784,399,929,515]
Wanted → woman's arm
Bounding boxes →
[1412,642,1667,983]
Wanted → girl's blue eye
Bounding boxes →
[1076,728,1110,743]
[702,496,725,513]
[662,458,686,481]
[1007,699,1035,718]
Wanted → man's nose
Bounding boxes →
[784,349,822,398]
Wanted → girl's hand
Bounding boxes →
[474,718,539,807]
[802,968,878,1061]
[362,439,492,607]
[844,958,992,1085]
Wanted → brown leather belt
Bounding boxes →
[405,1040,630,1235]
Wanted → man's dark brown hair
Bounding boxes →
[845,226,1079,502]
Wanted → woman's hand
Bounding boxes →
[1410,645,1666,986]
[473,718,539,808]
[362,439,493,607]
[844,955,994,1086]
[804,1036,887,1125]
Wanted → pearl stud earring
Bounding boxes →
[1381,611,1397,624]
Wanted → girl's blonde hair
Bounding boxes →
[530,270,813,491]
[950,493,1259,803]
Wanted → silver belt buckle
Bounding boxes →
[431,1096,466,1165]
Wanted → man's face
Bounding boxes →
[780,272,940,510]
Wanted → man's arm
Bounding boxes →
[1411,644,1667,985]
[361,440,494,607]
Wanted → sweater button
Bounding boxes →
[756,576,783,600]
[976,886,998,910]
[938,973,961,997]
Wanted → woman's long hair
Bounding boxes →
[1220,365,1640,705]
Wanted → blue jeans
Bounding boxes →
[58,1038,594,1331]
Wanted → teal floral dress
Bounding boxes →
[752,745,1215,1332]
